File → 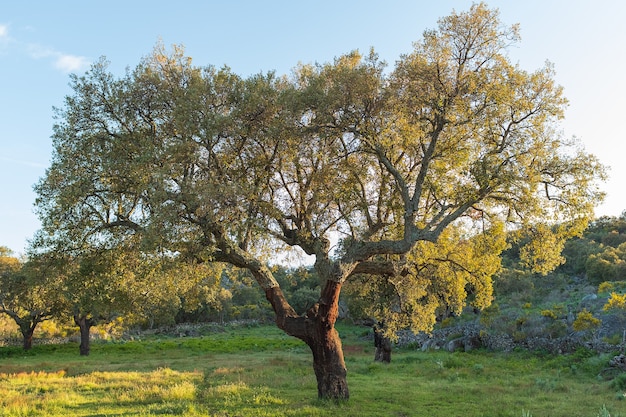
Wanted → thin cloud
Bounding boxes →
[54,54,90,73]
[2,24,90,73]
[27,43,90,73]
[0,23,12,50]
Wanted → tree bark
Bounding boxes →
[74,315,94,356]
[373,323,392,363]
[15,316,43,351]
[265,280,350,400]
[21,327,35,351]
[309,320,349,399]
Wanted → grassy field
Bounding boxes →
[0,323,624,417]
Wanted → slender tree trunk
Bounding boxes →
[74,315,93,356]
[265,280,350,400]
[373,322,392,363]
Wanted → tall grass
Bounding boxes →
[0,324,623,416]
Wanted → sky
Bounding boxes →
[1,0,625,255]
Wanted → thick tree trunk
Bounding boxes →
[308,322,349,399]
[265,280,349,400]
[21,328,35,351]
[373,323,392,363]
[74,315,93,356]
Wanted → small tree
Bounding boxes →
[47,246,223,355]
[0,249,61,350]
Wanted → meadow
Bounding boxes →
[0,323,624,417]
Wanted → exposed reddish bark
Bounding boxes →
[265,280,349,400]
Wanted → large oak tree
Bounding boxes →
[34,4,605,399]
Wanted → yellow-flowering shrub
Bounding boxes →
[598,281,614,294]
[572,309,601,332]
[603,292,626,311]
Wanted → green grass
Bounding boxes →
[0,323,624,416]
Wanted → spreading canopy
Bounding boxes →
[35,2,604,315]
[33,3,606,399]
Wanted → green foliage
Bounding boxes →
[586,244,626,284]
[345,223,508,339]
[493,268,534,299]
[558,213,626,281]
[35,1,603,315]
[0,251,65,348]
[479,303,501,326]
[610,373,626,391]
[596,404,616,417]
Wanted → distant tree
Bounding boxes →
[46,246,222,355]
[61,248,141,355]
[560,237,603,276]
[34,4,605,399]
[0,249,61,350]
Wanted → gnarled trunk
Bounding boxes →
[265,280,349,400]
[74,315,95,356]
[308,321,349,399]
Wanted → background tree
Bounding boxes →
[47,245,223,355]
[34,4,605,399]
[556,212,626,281]
[0,249,61,350]
[344,223,506,362]
[58,247,140,356]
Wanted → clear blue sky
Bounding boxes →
[1,1,625,255]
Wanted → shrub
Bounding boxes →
[610,373,626,391]
[573,309,601,332]
[603,292,626,312]
[479,303,500,326]
[545,321,568,339]
[541,309,558,320]
[598,281,615,294]
[440,317,454,328]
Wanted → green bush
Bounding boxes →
[610,373,626,391]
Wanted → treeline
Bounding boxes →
[485,213,626,346]
[498,212,626,285]
[0,248,322,354]
[2,213,626,354]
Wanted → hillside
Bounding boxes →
[397,213,626,354]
